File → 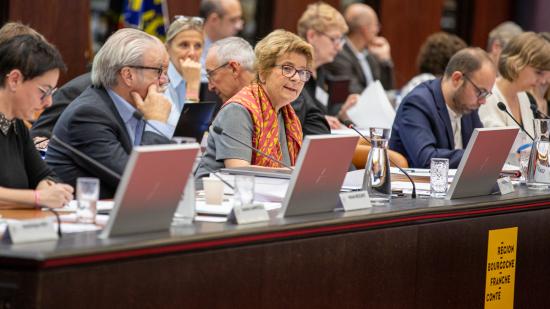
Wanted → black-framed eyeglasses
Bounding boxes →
[128,65,169,82]
[174,15,204,26]
[206,62,229,80]
[38,86,57,101]
[462,73,492,99]
[317,31,344,46]
[274,64,312,82]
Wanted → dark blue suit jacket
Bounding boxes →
[389,79,483,168]
[46,86,170,198]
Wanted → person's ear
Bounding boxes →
[306,29,317,44]
[228,61,240,76]
[119,67,134,87]
[450,71,464,87]
[5,69,23,91]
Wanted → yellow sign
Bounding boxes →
[484,227,518,309]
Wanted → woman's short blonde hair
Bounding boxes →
[499,32,550,81]
[254,29,314,82]
[296,2,348,39]
[166,16,204,44]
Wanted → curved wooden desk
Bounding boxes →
[1,187,550,308]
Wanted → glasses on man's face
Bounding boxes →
[317,31,344,46]
[462,73,491,99]
[128,65,169,82]
[206,62,229,81]
[174,15,204,26]
[38,86,57,101]
[275,64,312,82]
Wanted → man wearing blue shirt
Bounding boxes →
[389,48,496,168]
[46,28,172,198]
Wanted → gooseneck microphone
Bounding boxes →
[132,110,172,140]
[348,124,417,199]
[50,135,121,181]
[212,126,294,170]
[497,102,534,141]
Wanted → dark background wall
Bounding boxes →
[2,0,547,88]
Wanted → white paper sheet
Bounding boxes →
[346,80,395,129]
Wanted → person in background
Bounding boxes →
[46,28,172,198]
[487,21,523,67]
[0,35,73,208]
[205,36,329,136]
[163,16,204,132]
[389,48,496,168]
[297,1,358,129]
[398,32,467,106]
[528,32,550,118]
[199,0,243,82]
[196,30,313,178]
[478,32,550,140]
[324,3,395,94]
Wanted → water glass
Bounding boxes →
[76,177,100,224]
[430,158,449,198]
[234,175,255,207]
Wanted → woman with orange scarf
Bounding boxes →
[196,30,314,178]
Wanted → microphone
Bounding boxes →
[50,135,121,181]
[529,100,550,119]
[348,124,417,198]
[497,102,534,140]
[132,110,172,141]
[212,126,294,170]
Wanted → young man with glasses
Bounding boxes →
[389,48,497,168]
[46,28,173,198]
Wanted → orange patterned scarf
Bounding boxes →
[223,83,302,167]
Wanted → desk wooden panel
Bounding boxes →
[1,187,550,308]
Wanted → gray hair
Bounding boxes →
[487,21,523,51]
[91,28,162,88]
[211,36,254,71]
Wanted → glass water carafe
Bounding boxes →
[526,119,550,190]
[362,128,391,204]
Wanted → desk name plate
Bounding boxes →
[4,217,58,244]
[339,190,372,211]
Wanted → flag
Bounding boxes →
[120,0,168,41]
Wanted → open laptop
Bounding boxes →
[446,127,519,199]
[99,143,199,238]
[280,134,359,217]
[173,102,217,143]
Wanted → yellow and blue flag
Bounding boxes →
[120,0,168,41]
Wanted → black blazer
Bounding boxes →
[291,91,330,136]
[46,86,170,198]
[323,41,395,94]
[31,72,92,138]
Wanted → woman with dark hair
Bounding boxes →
[0,35,73,208]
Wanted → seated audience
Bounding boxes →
[196,30,313,178]
[389,48,496,168]
[199,0,243,81]
[324,3,395,94]
[296,2,358,129]
[399,32,467,105]
[0,35,73,208]
[478,32,550,140]
[164,16,203,128]
[46,28,172,198]
[206,36,328,136]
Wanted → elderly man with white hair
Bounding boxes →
[46,28,172,198]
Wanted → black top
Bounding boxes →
[0,119,55,189]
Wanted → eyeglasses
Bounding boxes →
[38,86,57,101]
[317,31,344,46]
[462,73,492,99]
[174,15,204,26]
[206,62,229,80]
[128,65,169,82]
[274,64,312,82]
